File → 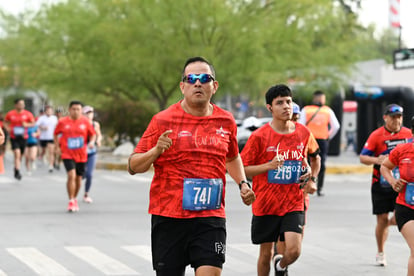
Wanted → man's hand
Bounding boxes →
[303,178,317,194]
[240,184,256,206]
[156,130,173,154]
[267,155,284,170]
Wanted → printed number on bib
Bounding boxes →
[405,182,414,205]
[380,167,400,188]
[268,160,302,184]
[182,178,223,211]
[13,126,24,136]
[67,137,84,149]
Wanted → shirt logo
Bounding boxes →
[215,242,226,254]
[178,131,192,138]
[216,126,230,137]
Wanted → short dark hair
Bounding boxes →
[14,98,24,104]
[69,100,83,108]
[313,90,325,97]
[265,84,292,105]
[181,56,216,79]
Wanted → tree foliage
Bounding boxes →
[0,0,399,136]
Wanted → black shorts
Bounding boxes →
[26,143,38,148]
[251,211,305,244]
[40,140,54,147]
[11,137,27,152]
[371,183,398,215]
[63,159,86,176]
[151,215,226,273]
[395,204,414,231]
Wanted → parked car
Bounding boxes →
[237,116,272,152]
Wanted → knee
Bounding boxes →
[285,246,301,261]
[258,250,273,265]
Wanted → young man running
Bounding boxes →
[4,98,35,180]
[36,105,58,172]
[241,84,319,276]
[54,101,96,212]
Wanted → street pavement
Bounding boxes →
[0,150,410,275]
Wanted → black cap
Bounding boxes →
[384,104,403,115]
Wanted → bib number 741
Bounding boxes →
[182,178,223,211]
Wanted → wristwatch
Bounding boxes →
[310,176,317,182]
[239,180,252,190]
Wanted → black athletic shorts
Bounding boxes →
[371,182,398,215]
[63,159,86,176]
[151,215,226,274]
[40,140,54,148]
[251,211,305,244]
[395,204,414,231]
[10,137,27,152]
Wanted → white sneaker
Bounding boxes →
[376,252,387,266]
[83,196,93,204]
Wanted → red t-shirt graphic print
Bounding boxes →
[134,102,238,219]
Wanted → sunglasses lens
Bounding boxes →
[184,74,214,84]
[199,74,210,83]
[390,106,403,113]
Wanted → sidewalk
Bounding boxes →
[96,148,372,174]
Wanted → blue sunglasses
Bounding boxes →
[182,74,215,84]
[386,105,403,114]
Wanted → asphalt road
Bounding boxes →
[0,161,409,275]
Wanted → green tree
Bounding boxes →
[0,0,375,107]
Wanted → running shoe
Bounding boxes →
[14,170,22,181]
[273,254,288,276]
[74,199,79,212]
[48,165,53,173]
[67,200,76,212]
[376,252,387,266]
[83,196,93,204]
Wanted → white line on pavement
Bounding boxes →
[65,246,139,275]
[7,247,74,276]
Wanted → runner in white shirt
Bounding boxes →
[36,106,58,172]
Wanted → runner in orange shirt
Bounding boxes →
[54,101,96,212]
[4,98,35,180]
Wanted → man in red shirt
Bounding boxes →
[54,101,96,212]
[360,103,412,266]
[241,84,319,276]
[128,56,255,276]
[381,116,414,275]
[4,98,35,180]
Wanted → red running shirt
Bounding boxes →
[134,102,239,219]
[54,116,96,163]
[5,110,35,139]
[360,126,412,186]
[241,122,318,216]
[389,143,414,210]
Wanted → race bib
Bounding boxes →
[13,126,24,136]
[380,167,400,188]
[405,182,414,205]
[182,178,223,211]
[268,160,302,184]
[67,137,84,149]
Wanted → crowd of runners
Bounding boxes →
[0,99,102,212]
[128,56,414,276]
[1,56,413,276]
